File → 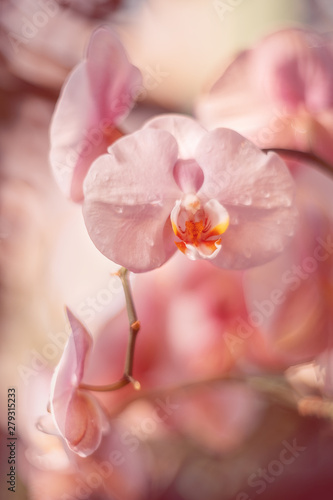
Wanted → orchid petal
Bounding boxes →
[51,308,92,402]
[50,308,107,456]
[249,29,333,113]
[86,26,142,122]
[144,114,207,158]
[195,128,297,268]
[50,27,141,202]
[83,128,181,272]
[196,50,272,141]
[173,159,204,193]
[64,391,107,457]
[196,28,333,153]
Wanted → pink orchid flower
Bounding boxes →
[82,114,297,273]
[196,28,333,164]
[50,26,142,202]
[50,308,108,457]
[242,166,333,370]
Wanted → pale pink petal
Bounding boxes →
[196,50,272,141]
[143,114,207,158]
[86,26,142,123]
[195,128,297,268]
[50,27,141,202]
[64,391,107,457]
[173,159,204,193]
[51,308,92,400]
[250,29,333,113]
[50,308,107,455]
[50,62,93,200]
[69,127,123,203]
[82,128,181,272]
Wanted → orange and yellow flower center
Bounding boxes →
[170,194,229,260]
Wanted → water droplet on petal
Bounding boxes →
[239,194,252,206]
[280,194,292,207]
[146,237,155,247]
[148,194,163,207]
[231,215,239,225]
[260,189,270,198]
[114,206,123,214]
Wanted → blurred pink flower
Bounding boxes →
[50,26,142,202]
[50,308,108,456]
[196,28,333,163]
[82,114,296,272]
[165,384,264,455]
[243,166,333,369]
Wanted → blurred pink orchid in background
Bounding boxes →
[2,1,333,499]
[50,308,108,456]
[82,114,297,272]
[49,26,142,202]
[196,28,333,165]
[243,164,333,373]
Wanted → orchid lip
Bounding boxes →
[171,194,229,261]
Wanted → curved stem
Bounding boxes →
[79,267,141,393]
[263,148,333,177]
[118,268,140,381]
[105,372,301,420]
